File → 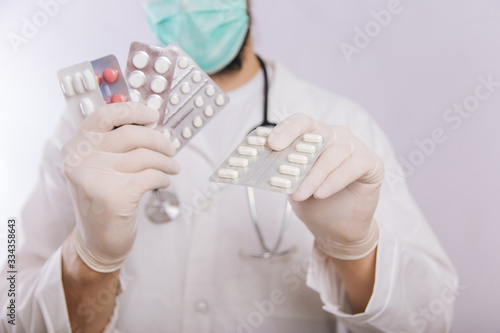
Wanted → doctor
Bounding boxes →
[1,0,458,332]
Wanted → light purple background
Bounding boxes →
[0,0,498,331]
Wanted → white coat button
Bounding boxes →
[195,300,209,313]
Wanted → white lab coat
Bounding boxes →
[0,60,458,333]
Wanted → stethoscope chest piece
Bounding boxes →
[145,189,181,223]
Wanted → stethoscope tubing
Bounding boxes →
[146,55,295,258]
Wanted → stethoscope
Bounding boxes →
[145,55,293,259]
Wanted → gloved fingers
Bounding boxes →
[313,153,382,199]
[101,125,176,156]
[113,149,181,175]
[83,102,159,132]
[291,143,353,201]
[131,168,172,195]
[267,114,318,151]
[290,126,355,201]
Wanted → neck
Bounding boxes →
[210,39,261,92]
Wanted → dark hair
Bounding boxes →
[218,30,250,73]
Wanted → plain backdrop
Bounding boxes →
[1,0,499,331]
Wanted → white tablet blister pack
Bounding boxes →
[57,55,130,127]
[210,127,328,194]
[58,41,229,155]
[125,42,178,129]
[160,43,230,152]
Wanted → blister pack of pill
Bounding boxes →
[125,42,178,129]
[210,127,328,194]
[58,41,229,155]
[57,55,130,128]
[160,43,230,152]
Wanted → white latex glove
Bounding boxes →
[62,102,179,272]
[267,114,383,260]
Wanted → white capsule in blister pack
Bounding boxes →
[125,42,178,129]
[160,43,230,152]
[57,55,130,128]
[210,127,328,194]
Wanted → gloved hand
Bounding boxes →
[62,102,180,272]
[267,114,383,260]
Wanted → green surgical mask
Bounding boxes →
[142,0,250,74]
